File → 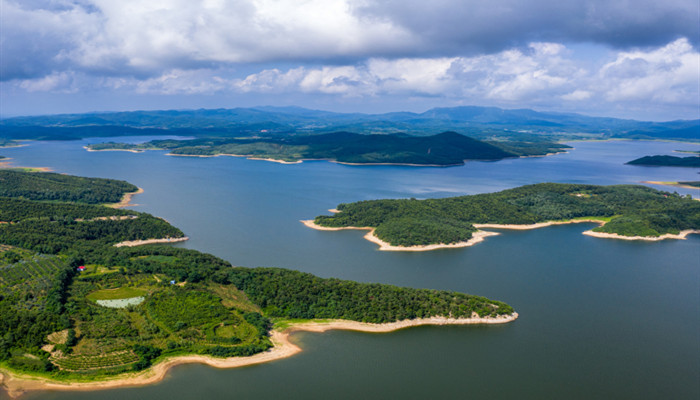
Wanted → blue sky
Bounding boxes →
[1,0,698,121]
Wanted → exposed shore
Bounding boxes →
[0,313,517,398]
[300,219,500,251]
[582,229,700,241]
[84,147,145,153]
[642,180,700,190]
[107,187,144,209]
[167,153,302,164]
[0,159,53,172]
[113,237,189,247]
[303,217,699,250]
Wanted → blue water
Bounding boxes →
[2,139,699,400]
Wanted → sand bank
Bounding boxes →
[113,237,189,247]
[642,181,700,190]
[84,147,144,153]
[582,229,700,241]
[107,188,144,209]
[304,217,698,250]
[472,219,607,230]
[475,221,700,241]
[167,153,302,164]
[301,220,500,251]
[0,314,516,398]
[0,160,53,172]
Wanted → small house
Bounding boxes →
[77,265,86,272]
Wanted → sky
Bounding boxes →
[1,0,699,121]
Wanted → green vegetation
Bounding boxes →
[227,268,513,322]
[0,170,138,204]
[314,183,700,246]
[627,155,700,167]
[86,287,148,301]
[87,132,570,166]
[679,181,700,188]
[0,170,513,380]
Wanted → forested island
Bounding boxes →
[308,183,700,249]
[0,170,515,396]
[86,131,569,166]
[627,155,700,167]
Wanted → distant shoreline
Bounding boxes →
[84,146,145,153]
[302,217,699,251]
[87,146,567,167]
[0,314,517,398]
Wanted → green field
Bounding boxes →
[86,287,149,301]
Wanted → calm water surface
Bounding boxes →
[2,139,699,399]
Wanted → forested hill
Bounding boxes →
[626,155,700,167]
[0,170,138,204]
[0,171,513,379]
[313,183,700,246]
[87,132,569,165]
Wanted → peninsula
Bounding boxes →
[0,170,516,398]
[307,183,700,249]
[85,131,570,166]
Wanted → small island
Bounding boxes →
[305,183,700,250]
[85,132,570,166]
[0,171,516,398]
[626,155,700,167]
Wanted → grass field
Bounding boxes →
[86,287,148,301]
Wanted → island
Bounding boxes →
[85,131,570,166]
[0,170,516,398]
[626,155,700,167]
[305,183,700,250]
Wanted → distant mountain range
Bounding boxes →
[1,106,698,142]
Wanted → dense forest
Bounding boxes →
[313,183,700,246]
[87,132,570,165]
[0,171,513,379]
[0,170,138,204]
[626,155,700,167]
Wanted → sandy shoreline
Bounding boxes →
[113,237,189,247]
[0,314,516,398]
[582,229,700,241]
[107,187,144,209]
[303,218,699,249]
[84,147,145,153]
[642,181,700,190]
[166,153,302,164]
[300,220,500,251]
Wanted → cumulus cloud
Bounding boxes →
[2,1,698,119]
[2,0,697,82]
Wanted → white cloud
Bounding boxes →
[600,38,699,105]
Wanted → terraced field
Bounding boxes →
[52,350,140,372]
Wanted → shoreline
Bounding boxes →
[84,146,145,153]
[107,187,144,209]
[1,314,517,398]
[303,218,699,250]
[642,181,700,190]
[300,220,500,251]
[582,229,700,241]
[113,237,189,247]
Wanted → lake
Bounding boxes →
[2,139,699,399]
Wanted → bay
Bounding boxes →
[2,139,699,399]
